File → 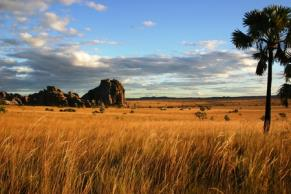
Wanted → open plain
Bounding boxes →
[0,98,291,194]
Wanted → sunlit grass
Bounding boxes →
[0,104,290,193]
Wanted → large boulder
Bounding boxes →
[0,91,27,105]
[82,79,126,106]
[27,86,85,107]
[65,92,85,107]
[28,86,68,106]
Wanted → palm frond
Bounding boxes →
[232,30,253,49]
[286,29,291,48]
[256,58,267,76]
[284,64,291,81]
[275,45,290,65]
[243,10,269,38]
[264,5,291,32]
[253,50,268,60]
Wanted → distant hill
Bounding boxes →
[126,96,278,101]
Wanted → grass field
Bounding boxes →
[0,99,291,194]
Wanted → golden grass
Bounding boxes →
[0,102,291,194]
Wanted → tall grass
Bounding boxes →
[0,107,290,193]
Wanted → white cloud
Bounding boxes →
[85,27,91,31]
[59,0,80,5]
[70,51,107,68]
[16,17,28,23]
[19,32,47,47]
[9,66,34,74]
[90,39,119,45]
[43,12,79,35]
[86,1,107,12]
[143,20,156,28]
[0,0,48,15]
[182,40,225,51]
[68,28,79,35]
[199,40,225,50]
[44,12,69,32]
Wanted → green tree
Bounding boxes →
[232,5,291,133]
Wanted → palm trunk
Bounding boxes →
[263,49,273,133]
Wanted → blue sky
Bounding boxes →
[0,0,290,97]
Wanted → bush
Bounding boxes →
[199,105,211,111]
[279,112,287,118]
[224,115,230,121]
[45,108,54,111]
[199,106,206,111]
[130,109,134,113]
[0,105,6,113]
[195,111,207,120]
[229,108,239,113]
[160,107,167,111]
[133,104,137,109]
[99,102,105,113]
[92,110,99,114]
[205,105,212,110]
[60,108,76,112]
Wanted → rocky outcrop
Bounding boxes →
[27,86,86,107]
[64,92,85,107]
[0,91,28,105]
[0,79,126,107]
[82,79,126,106]
[28,86,68,106]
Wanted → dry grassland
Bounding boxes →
[0,99,291,193]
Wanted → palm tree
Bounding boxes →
[232,5,291,133]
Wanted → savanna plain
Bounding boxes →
[0,98,291,194]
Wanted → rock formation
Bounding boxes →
[82,79,126,106]
[0,79,126,107]
[64,92,85,107]
[0,91,28,105]
[28,86,68,106]
[27,86,86,107]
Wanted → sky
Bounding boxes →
[0,0,290,97]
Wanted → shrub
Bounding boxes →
[60,108,76,112]
[224,115,230,121]
[45,108,54,111]
[130,109,134,113]
[92,110,99,114]
[278,112,287,118]
[229,108,239,113]
[99,102,105,113]
[199,106,206,111]
[133,104,137,109]
[195,111,207,120]
[160,107,167,111]
[206,105,212,110]
[0,105,6,113]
